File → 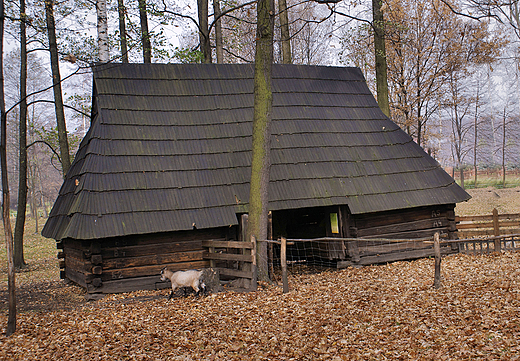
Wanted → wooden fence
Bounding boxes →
[202,239,257,290]
[456,209,520,238]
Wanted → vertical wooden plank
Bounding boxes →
[268,211,274,278]
[208,244,216,268]
[433,232,441,289]
[493,208,501,253]
[281,237,288,293]
[251,236,257,291]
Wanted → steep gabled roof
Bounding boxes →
[42,63,470,241]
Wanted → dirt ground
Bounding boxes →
[455,186,520,216]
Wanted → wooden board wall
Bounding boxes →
[352,205,457,239]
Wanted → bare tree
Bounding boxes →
[14,0,28,268]
[1,0,17,336]
[45,0,71,176]
[372,0,390,116]
[118,0,129,62]
[97,0,109,62]
[139,0,152,62]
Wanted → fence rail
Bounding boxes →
[456,209,520,238]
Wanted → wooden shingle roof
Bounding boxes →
[42,63,470,241]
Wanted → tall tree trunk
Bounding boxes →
[502,109,506,187]
[45,0,71,176]
[139,0,151,63]
[372,0,390,117]
[97,0,109,62]
[213,0,223,63]
[473,82,479,186]
[118,0,129,62]
[14,0,28,268]
[198,0,211,63]
[247,0,275,283]
[278,0,291,64]
[1,0,17,335]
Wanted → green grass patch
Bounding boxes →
[0,217,59,287]
[457,176,520,189]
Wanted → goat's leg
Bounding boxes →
[168,285,177,300]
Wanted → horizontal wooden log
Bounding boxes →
[56,241,64,250]
[203,251,253,262]
[457,222,494,230]
[57,251,65,259]
[354,246,454,266]
[100,229,226,248]
[357,241,431,257]
[59,260,65,269]
[102,250,204,270]
[63,245,87,260]
[456,213,520,222]
[99,260,209,282]
[357,218,449,238]
[101,241,203,259]
[457,229,520,238]
[457,220,520,229]
[65,255,91,274]
[88,275,173,294]
[66,267,88,288]
[218,268,253,279]
[360,228,447,240]
[354,205,452,229]
[92,278,103,287]
[91,254,103,265]
[202,240,253,249]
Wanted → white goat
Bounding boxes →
[160,267,206,299]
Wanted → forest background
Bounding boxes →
[2,0,520,219]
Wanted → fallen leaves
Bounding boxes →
[1,252,520,360]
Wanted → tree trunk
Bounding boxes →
[45,0,71,176]
[118,0,129,62]
[14,0,28,268]
[97,0,109,62]
[473,100,479,186]
[372,0,390,117]
[502,110,506,187]
[1,0,17,335]
[278,0,291,64]
[139,0,151,63]
[247,0,275,283]
[198,0,211,63]
[213,0,223,63]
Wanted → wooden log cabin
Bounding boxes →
[42,63,470,294]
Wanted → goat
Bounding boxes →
[160,267,206,299]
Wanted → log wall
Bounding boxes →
[60,227,234,294]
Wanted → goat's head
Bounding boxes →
[160,267,168,282]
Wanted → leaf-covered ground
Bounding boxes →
[1,252,519,360]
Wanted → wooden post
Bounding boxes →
[251,235,258,291]
[434,232,441,289]
[493,208,501,252]
[281,237,288,293]
[268,211,274,279]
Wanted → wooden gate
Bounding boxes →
[202,239,256,289]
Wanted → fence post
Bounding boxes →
[493,208,501,252]
[251,235,257,291]
[281,237,289,293]
[434,232,442,289]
